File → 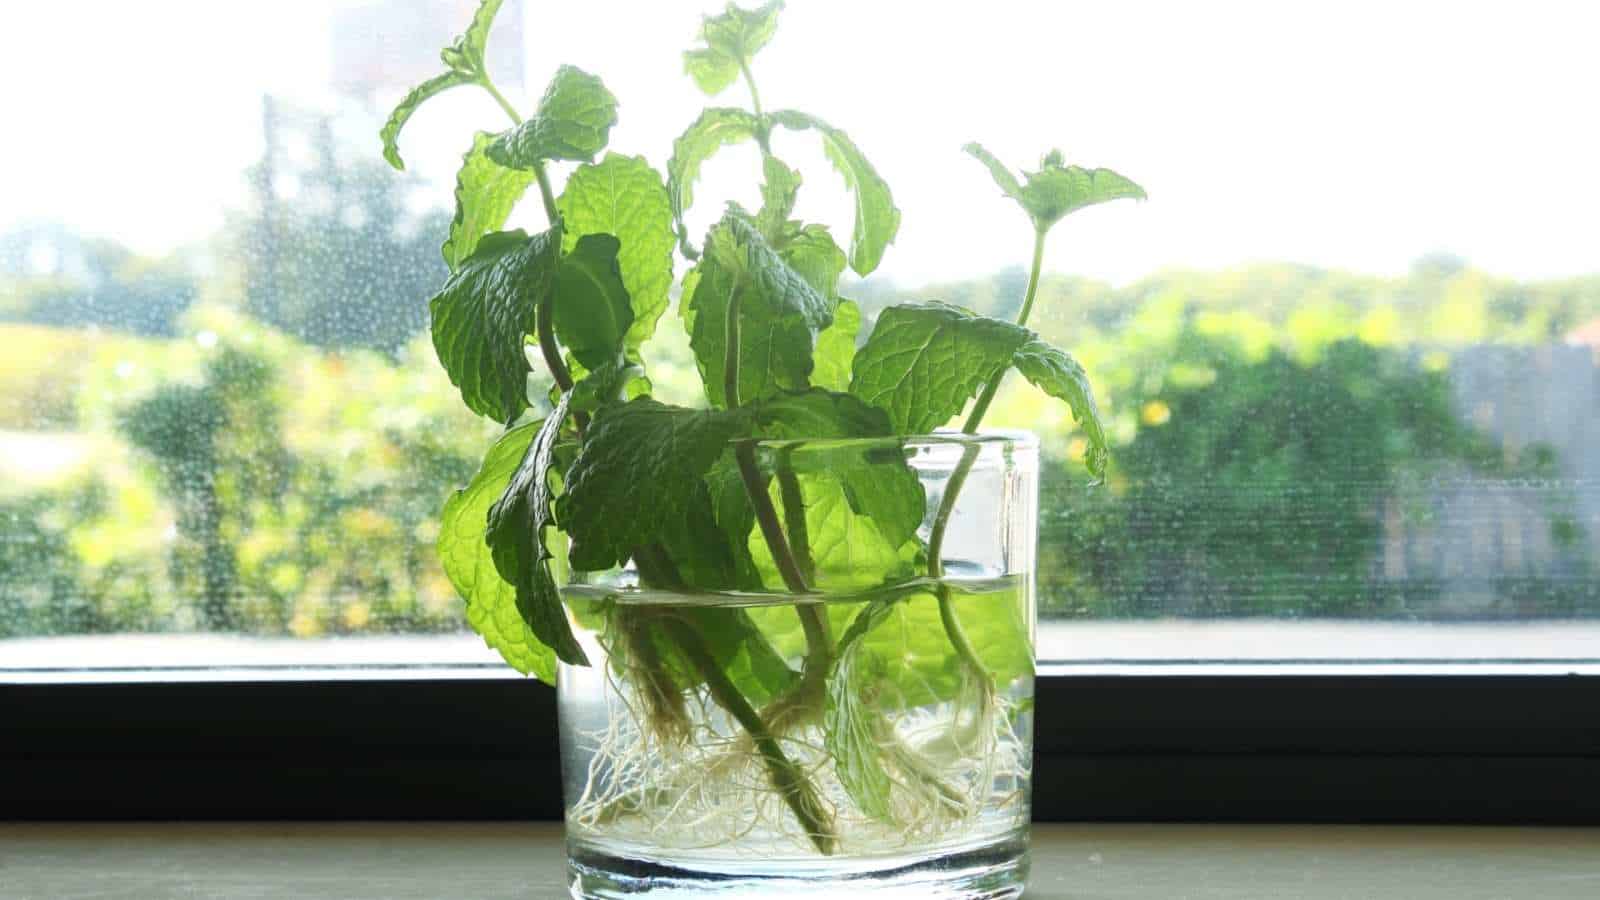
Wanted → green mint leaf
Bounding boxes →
[768,110,900,276]
[749,473,915,592]
[811,298,859,392]
[380,71,471,171]
[825,596,900,822]
[963,142,1024,199]
[568,359,648,414]
[485,393,589,666]
[683,48,741,96]
[701,450,765,587]
[963,142,1145,231]
[698,606,800,706]
[439,0,505,76]
[849,581,1032,709]
[843,453,925,549]
[700,1,784,61]
[824,581,1032,814]
[751,387,892,439]
[1013,338,1109,480]
[778,224,847,300]
[437,422,556,682]
[430,227,561,424]
[560,398,751,571]
[850,305,1110,475]
[756,156,803,237]
[682,1,784,97]
[667,108,762,255]
[552,233,634,370]
[443,131,537,270]
[557,153,676,349]
[660,480,759,591]
[1019,164,1145,229]
[687,211,833,408]
[849,302,1032,434]
[751,388,927,547]
[488,65,618,168]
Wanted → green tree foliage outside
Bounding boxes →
[0,305,502,639]
[239,101,451,356]
[4,236,1600,638]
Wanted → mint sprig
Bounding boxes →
[687,211,833,409]
[965,143,1147,232]
[380,0,507,171]
[683,1,784,98]
[385,0,1141,854]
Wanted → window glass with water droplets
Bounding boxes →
[3,0,1599,678]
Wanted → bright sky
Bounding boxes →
[3,0,1598,287]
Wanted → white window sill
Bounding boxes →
[2,822,1596,900]
[4,620,1599,683]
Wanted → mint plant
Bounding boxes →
[384,0,1141,854]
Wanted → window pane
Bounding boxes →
[3,0,1598,677]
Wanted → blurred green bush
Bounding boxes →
[4,256,1599,638]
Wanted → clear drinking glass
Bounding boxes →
[559,432,1038,899]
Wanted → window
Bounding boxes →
[2,1,1596,822]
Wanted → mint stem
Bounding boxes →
[729,58,834,669]
[960,227,1047,432]
[739,58,765,119]
[734,443,811,595]
[723,275,831,664]
[775,461,832,671]
[776,459,817,585]
[737,57,774,157]
[480,75,580,416]
[723,280,744,409]
[480,77,560,222]
[929,226,1050,679]
[660,614,836,855]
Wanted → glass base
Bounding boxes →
[566,828,1029,899]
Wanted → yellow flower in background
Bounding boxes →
[289,610,323,639]
[1358,305,1401,346]
[1065,437,1088,461]
[341,602,372,631]
[1141,400,1172,426]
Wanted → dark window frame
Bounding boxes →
[5,672,1597,822]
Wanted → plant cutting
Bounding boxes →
[381,1,1142,896]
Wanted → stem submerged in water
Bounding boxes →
[930,226,1050,680]
[661,614,837,855]
[617,272,839,852]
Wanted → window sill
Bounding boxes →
[5,620,1599,684]
[2,822,1596,900]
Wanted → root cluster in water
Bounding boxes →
[568,634,1032,855]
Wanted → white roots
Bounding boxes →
[567,645,1032,857]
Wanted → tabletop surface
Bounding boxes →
[2,822,1597,900]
